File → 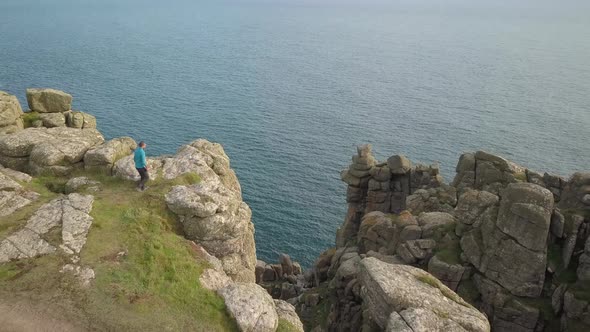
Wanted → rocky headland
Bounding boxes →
[0,88,589,332]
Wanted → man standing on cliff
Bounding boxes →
[134,141,149,191]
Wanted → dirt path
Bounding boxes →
[0,299,86,332]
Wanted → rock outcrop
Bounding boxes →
[298,145,590,332]
[218,283,279,332]
[84,137,137,174]
[164,140,256,282]
[360,257,490,332]
[0,91,24,135]
[26,88,72,113]
[0,127,104,175]
[0,193,94,263]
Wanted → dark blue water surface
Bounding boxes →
[1,0,589,266]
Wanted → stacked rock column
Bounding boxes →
[337,145,375,247]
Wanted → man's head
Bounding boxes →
[139,141,146,149]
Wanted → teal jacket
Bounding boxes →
[134,147,147,169]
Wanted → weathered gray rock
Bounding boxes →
[406,185,457,215]
[492,299,540,332]
[65,177,101,194]
[577,236,590,281]
[28,128,104,175]
[0,166,32,182]
[359,257,490,332]
[562,215,583,269]
[218,283,278,332]
[0,193,94,263]
[0,91,24,134]
[39,113,66,127]
[200,268,232,291]
[552,284,568,314]
[26,88,72,113]
[454,190,499,227]
[61,194,94,254]
[84,137,137,173]
[387,155,412,175]
[428,255,465,291]
[0,190,38,217]
[65,111,96,129]
[496,183,553,251]
[112,154,163,181]
[0,128,54,158]
[0,127,104,174]
[1,228,55,262]
[274,300,305,332]
[418,212,456,238]
[385,311,413,332]
[0,171,39,217]
[164,140,256,282]
[550,210,565,238]
[559,172,590,210]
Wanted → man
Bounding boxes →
[134,141,149,191]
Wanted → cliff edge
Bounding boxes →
[0,89,303,332]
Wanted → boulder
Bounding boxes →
[64,177,101,194]
[112,155,163,181]
[418,212,456,238]
[28,128,104,175]
[454,190,499,227]
[0,91,24,134]
[359,257,490,332]
[84,137,137,173]
[39,113,66,127]
[199,268,232,291]
[0,128,54,158]
[217,283,278,332]
[274,300,304,332]
[559,172,590,210]
[387,155,412,175]
[495,183,553,251]
[65,111,96,129]
[406,185,457,215]
[26,88,72,113]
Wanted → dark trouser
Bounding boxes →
[136,167,149,190]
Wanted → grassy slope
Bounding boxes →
[0,171,238,331]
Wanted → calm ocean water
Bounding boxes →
[1,0,589,266]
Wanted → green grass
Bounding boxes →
[0,170,238,331]
[22,111,41,128]
[277,319,300,332]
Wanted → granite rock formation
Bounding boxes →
[298,145,590,332]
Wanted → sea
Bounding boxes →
[1,0,589,267]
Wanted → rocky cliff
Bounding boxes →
[2,88,589,332]
[289,145,590,332]
[0,89,303,332]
